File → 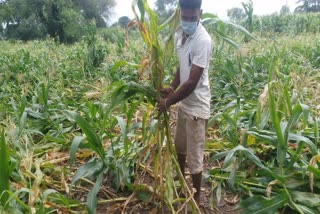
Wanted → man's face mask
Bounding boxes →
[181,20,198,35]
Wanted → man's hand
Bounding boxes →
[160,87,174,98]
[158,98,169,114]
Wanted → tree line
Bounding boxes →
[0,0,115,42]
[0,0,180,42]
[4,0,318,43]
[228,0,320,22]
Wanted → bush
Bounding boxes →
[6,15,46,41]
[100,26,125,43]
[61,9,86,43]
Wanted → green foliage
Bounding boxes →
[280,4,290,15]
[295,0,320,12]
[60,9,86,43]
[118,16,131,28]
[6,15,46,41]
[0,130,9,207]
[0,0,115,42]
[242,0,254,32]
[227,7,246,22]
[252,12,320,34]
[84,22,107,75]
[208,34,320,213]
[155,0,177,22]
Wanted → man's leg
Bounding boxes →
[177,154,186,177]
[192,172,202,203]
[174,107,187,178]
[186,114,207,204]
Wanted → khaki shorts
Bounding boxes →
[174,107,207,174]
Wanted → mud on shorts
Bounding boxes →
[174,107,207,174]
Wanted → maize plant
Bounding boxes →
[106,0,200,212]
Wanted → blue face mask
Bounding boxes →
[181,20,198,35]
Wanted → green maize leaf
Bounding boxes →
[162,9,180,70]
[223,99,239,111]
[70,136,86,166]
[288,133,317,155]
[211,145,244,163]
[308,166,320,177]
[39,189,65,213]
[288,142,305,168]
[300,103,310,124]
[314,118,319,146]
[127,101,140,128]
[222,20,257,40]
[268,83,286,166]
[158,8,180,31]
[142,0,158,33]
[208,112,223,128]
[87,172,104,214]
[223,150,237,170]
[108,81,157,114]
[210,27,240,49]
[247,130,277,143]
[277,146,287,169]
[0,130,9,206]
[116,117,127,139]
[151,44,163,92]
[131,1,151,46]
[116,116,131,155]
[285,178,308,189]
[202,13,256,46]
[294,204,319,214]
[228,166,237,189]
[164,156,174,206]
[42,189,59,200]
[242,149,265,169]
[110,60,140,73]
[18,111,27,137]
[137,0,145,21]
[216,182,222,204]
[74,113,106,160]
[201,13,217,19]
[291,191,320,209]
[71,158,103,185]
[284,84,293,114]
[222,113,237,129]
[284,103,308,143]
[238,193,289,214]
[4,188,31,211]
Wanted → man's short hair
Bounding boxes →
[179,0,202,10]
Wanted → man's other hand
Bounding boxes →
[160,87,174,98]
[157,98,168,114]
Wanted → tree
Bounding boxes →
[118,16,130,28]
[280,4,290,15]
[155,0,177,22]
[227,7,246,22]
[295,0,320,12]
[0,0,116,42]
[73,0,116,27]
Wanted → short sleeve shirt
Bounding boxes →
[174,23,213,119]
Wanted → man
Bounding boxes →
[158,0,213,205]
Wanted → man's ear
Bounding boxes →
[199,9,203,21]
[200,9,203,19]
